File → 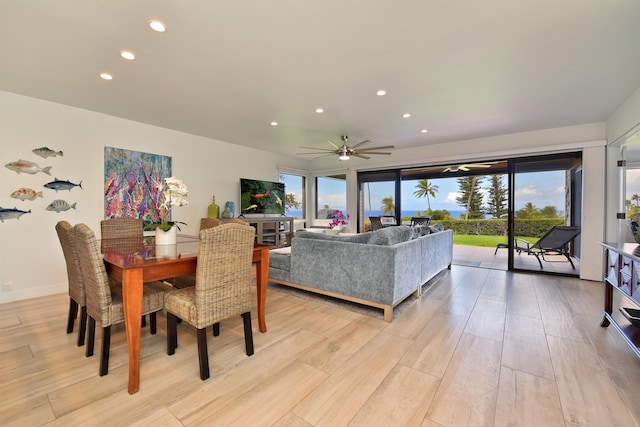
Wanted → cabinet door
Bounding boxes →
[606,249,620,286]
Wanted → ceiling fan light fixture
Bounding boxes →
[339,147,350,160]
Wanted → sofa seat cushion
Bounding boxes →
[368,225,414,246]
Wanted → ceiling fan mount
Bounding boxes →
[297,135,395,160]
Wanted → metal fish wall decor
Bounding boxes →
[46,199,77,213]
[11,188,43,201]
[32,147,63,158]
[5,159,52,175]
[0,206,31,222]
[44,178,82,192]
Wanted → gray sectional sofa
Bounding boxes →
[268,225,453,321]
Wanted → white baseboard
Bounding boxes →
[0,283,66,304]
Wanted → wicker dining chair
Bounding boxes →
[200,217,221,230]
[170,218,223,289]
[74,223,169,376]
[164,223,256,380]
[100,217,143,249]
[56,221,88,347]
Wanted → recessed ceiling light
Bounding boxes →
[315,108,324,113]
[421,129,429,133]
[376,90,386,96]
[100,73,113,80]
[402,113,411,118]
[149,20,166,32]
[120,51,135,60]
[270,121,278,126]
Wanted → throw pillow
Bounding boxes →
[429,223,444,233]
[368,225,413,245]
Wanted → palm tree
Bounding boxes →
[381,196,395,215]
[413,179,439,211]
[632,194,640,207]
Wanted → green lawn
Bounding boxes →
[453,234,537,248]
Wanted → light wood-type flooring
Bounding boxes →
[2,265,640,426]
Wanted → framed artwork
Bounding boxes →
[104,147,171,222]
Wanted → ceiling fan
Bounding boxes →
[442,162,496,172]
[297,135,395,160]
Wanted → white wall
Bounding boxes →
[0,91,308,302]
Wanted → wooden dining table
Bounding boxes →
[102,234,271,394]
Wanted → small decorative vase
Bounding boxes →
[155,225,177,245]
[207,196,220,219]
[155,244,177,258]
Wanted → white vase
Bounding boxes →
[155,243,177,258]
[155,225,177,245]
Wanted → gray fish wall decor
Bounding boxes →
[0,206,31,222]
[46,199,77,213]
[44,178,82,192]
[32,147,63,158]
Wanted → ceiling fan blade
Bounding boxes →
[351,139,371,149]
[298,146,334,151]
[357,145,395,151]
[355,151,392,155]
[327,139,341,150]
[352,153,371,160]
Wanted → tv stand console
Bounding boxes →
[600,242,640,358]
[243,217,294,248]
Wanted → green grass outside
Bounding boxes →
[453,234,537,248]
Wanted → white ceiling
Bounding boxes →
[2,1,640,161]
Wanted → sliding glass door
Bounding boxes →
[509,153,582,275]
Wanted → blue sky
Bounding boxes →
[282,171,567,214]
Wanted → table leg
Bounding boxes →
[122,268,143,394]
[255,249,269,333]
[601,280,613,327]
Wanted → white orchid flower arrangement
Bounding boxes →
[145,176,189,231]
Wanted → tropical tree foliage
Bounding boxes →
[381,196,395,215]
[484,174,507,218]
[456,176,484,219]
[413,178,439,211]
[284,193,301,210]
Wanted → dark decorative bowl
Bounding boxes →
[619,307,640,328]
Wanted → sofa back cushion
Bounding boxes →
[367,225,414,246]
[295,230,372,244]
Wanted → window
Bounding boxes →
[316,174,346,219]
[279,173,305,219]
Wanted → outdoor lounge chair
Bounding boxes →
[494,225,581,270]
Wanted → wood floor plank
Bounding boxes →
[292,331,413,427]
[348,365,440,427]
[463,296,506,342]
[189,360,327,426]
[547,335,638,427]
[501,332,554,380]
[426,333,502,427]
[494,366,564,427]
[399,312,467,378]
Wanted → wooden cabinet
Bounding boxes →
[242,217,293,248]
[600,242,640,357]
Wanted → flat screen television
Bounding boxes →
[240,178,285,215]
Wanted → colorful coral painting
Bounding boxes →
[104,147,171,222]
